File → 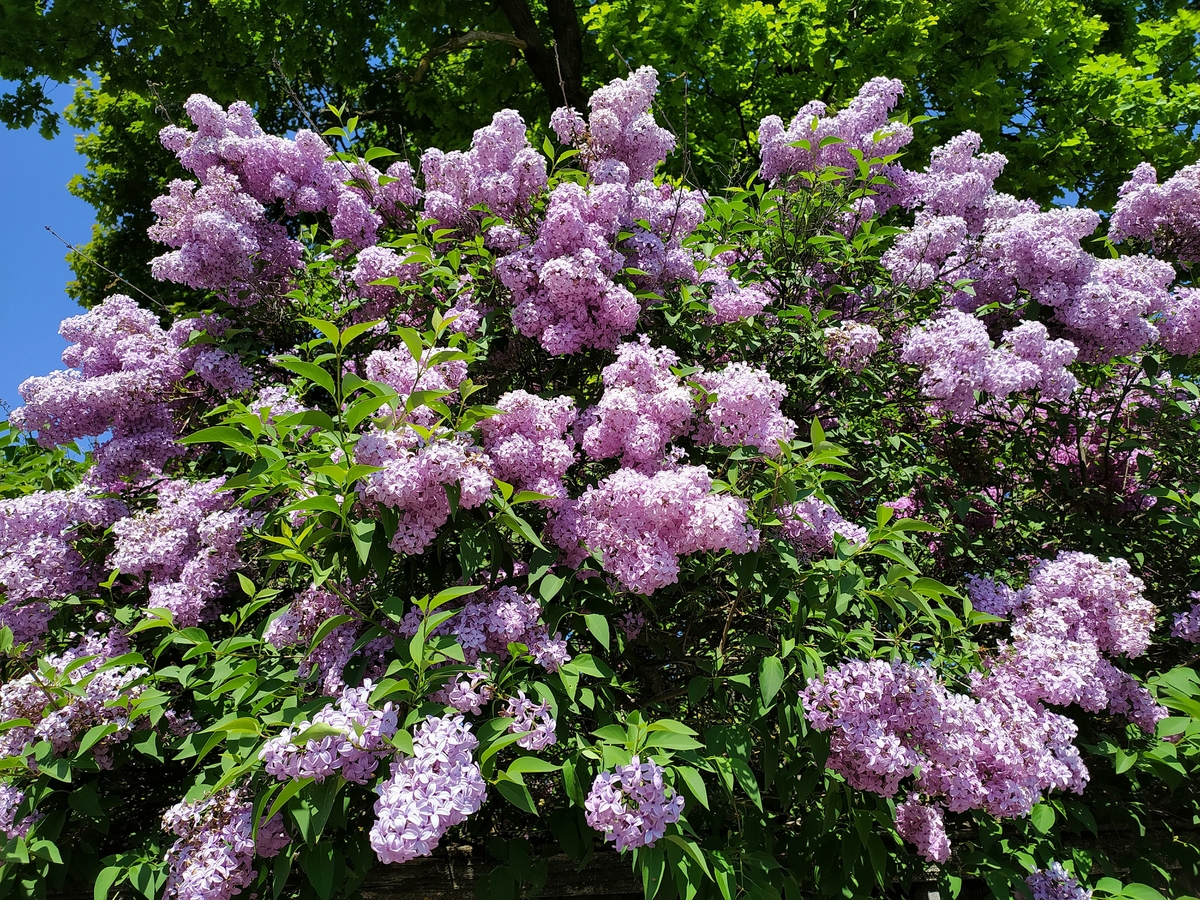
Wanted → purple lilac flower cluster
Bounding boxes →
[399,585,570,672]
[162,787,289,900]
[505,690,557,750]
[10,296,248,487]
[370,714,486,864]
[552,464,759,595]
[479,390,578,503]
[0,631,146,769]
[422,109,547,232]
[0,783,39,839]
[885,132,1200,365]
[900,311,1078,420]
[693,362,796,456]
[109,477,252,626]
[1172,592,1200,643]
[801,658,1087,863]
[779,498,869,556]
[435,666,494,714]
[969,552,1167,733]
[264,584,388,695]
[579,337,695,469]
[1110,161,1200,264]
[355,428,493,555]
[0,487,126,646]
[824,321,882,372]
[260,682,398,783]
[1026,863,1092,900]
[584,756,685,851]
[757,76,912,214]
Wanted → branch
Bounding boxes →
[410,31,527,84]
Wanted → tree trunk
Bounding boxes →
[495,0,587,110]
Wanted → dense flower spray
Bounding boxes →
[584,757,684,851]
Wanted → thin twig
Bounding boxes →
[551,40,570,107]
[45,226,168,312]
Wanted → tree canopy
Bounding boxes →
[1,0,1198,307]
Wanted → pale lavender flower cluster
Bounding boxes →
[109,478,251,627]
[550,66,675,184]
[264,584,386,696]
[801,658,1087,863]
[1155,286,1200,358]
[0,630,146,768]
[824,321,881,372]
[886,134,1198,364]
[1026,863,1092,900]
[370,714,486,865]
[693,362,796,456]
[0,783,38,839]
[700,260,771,323]
[757,77,912,204]
[619,610,647,641]
[399,586,570,672]
[348,245,425,320]
[579,338,694,468]
[362,346,468,427]
[1110,161,1200,264]
[479,390,578,503]
[0,487,126,645]
[584,756,684,851]
[435,667,494,714]
[900,311,1078,419]
[260,682,398,783]
[552,465,759,595]
[779,498,868,555]
[421,109,547,231]
[1172,592,1200,643]
[894,794,951,864]
[162,787,288,900]
[495,180,641,354]
[970,552,1167,733]
[355,428,493,555]
[505,690,557,751]
[149,169,301,303]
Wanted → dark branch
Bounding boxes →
[410,31,527,84]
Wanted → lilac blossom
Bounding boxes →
[894,795,951,863]
[505,690,557,751]
[162,787,288,900]
[1110,161,1200,263]
[779,498,868,555]
[1172,592,1200,643]
[435,667,494,714]
[109,477,252,627]
[579,338,694,468]
[1026,863,1092,900]
[824,321,881,371]
[552,465,759,595]
[355,428,493,555]
[0,487,126,645]
[584,756,684,851]
[758,77,912,196]
[694,362,796,456]
[398,586,569,673]
[260,682,398,783]
[0,783,39,839]
[370,714,486,864]
[479,390,578,503]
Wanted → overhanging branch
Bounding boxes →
[410,31,527,84]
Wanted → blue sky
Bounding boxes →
[0,80,95,414]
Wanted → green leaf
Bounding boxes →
[179,425,253,448]
[584,613,611,650]
[507,756,562,776]
[759,656,785,706]
[675,766,709,809]
[1030,803,1056,833]
[729,758,762,809]
[495,776,538,815]
[274,356,338,399]
[94,866,123,900]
